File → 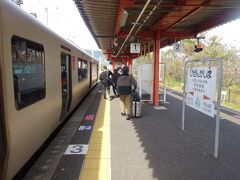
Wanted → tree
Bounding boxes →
[161,34,240,89]
[221,45,240,88]
[161,49,184,82]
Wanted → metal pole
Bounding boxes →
[45,8,48,26]
[163,63,166,102]
[214,59,223,158]
[182,61,187,130]
[139,57,142,99]
[116,0,151,57]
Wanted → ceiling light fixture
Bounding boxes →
[120,10,128,27]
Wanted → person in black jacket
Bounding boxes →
[117,66,137,120]
[99,66,112,99]
[112,67,122,96]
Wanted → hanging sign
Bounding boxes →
[130,43,140,53]
[173,43,183,53]
[186,67,217,117]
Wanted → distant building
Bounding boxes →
[11,0,23,6]
[84,49,106,64]
[30,13,37,18]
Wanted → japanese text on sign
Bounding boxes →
[186,67,217,117]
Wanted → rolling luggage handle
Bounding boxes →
[132,91,142,118]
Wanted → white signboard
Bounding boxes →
[173,43,183,53]
[130,43,140,53]
[139,64,152,94]
[186,67,216,117]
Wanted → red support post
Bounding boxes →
[129,58,133,74]
[153,31,160,106]
[129,58,132,66]
[112,60,115,71]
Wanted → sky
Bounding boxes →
[206,18,240,47]
[21,0,99,50]
[19,0,240,51]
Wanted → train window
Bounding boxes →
[11,36,45,110]
[77,58,88,82]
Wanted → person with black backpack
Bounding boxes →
[117,66,137,120]
[99,65,112,99]
[112,67,122,96]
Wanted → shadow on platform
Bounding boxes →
[129,94,240,179]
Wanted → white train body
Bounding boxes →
[0,1,98,179]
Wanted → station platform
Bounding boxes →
[23,84,240,180]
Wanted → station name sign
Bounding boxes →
[186,67,217,117]
[190,69,212,79]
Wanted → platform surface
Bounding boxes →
[23,86,240,180]
[110,90,240,180]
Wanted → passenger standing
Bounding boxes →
[118,67,123,76]
[117,66,137,120]
[99,66,111,99]
[112,67,122,96]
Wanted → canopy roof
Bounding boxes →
[74,0,240,58]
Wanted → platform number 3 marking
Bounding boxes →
[70,145,83,153]
[64,144,88,155]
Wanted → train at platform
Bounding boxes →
[0,0,99,179]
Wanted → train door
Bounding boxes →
[97,64,99,80]
[89,62,92,88]
[60,53,72,120]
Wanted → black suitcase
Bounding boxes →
[132,92,141,117]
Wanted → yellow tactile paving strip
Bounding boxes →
[80,97,111,180]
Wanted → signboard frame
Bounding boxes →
[137,63,166,103]
[159,63,167,103]
[182,58,223,158]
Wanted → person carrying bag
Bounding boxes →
[99,66,112,99]
[117,66,137,120]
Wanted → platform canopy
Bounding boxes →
[74,0,240,59]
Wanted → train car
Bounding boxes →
[0,0,99,179]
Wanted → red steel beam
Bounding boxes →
[110,53,138,61]
[161,7,201,31]
[114,0,134,35]
[115,0,125,35]
[161,31,194,37]
[125,0,134,8]
[135,2,240,8]
[153,0,211,30]
[163,3,240,8]
[118,30,194,38]
[118,31,154,38]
